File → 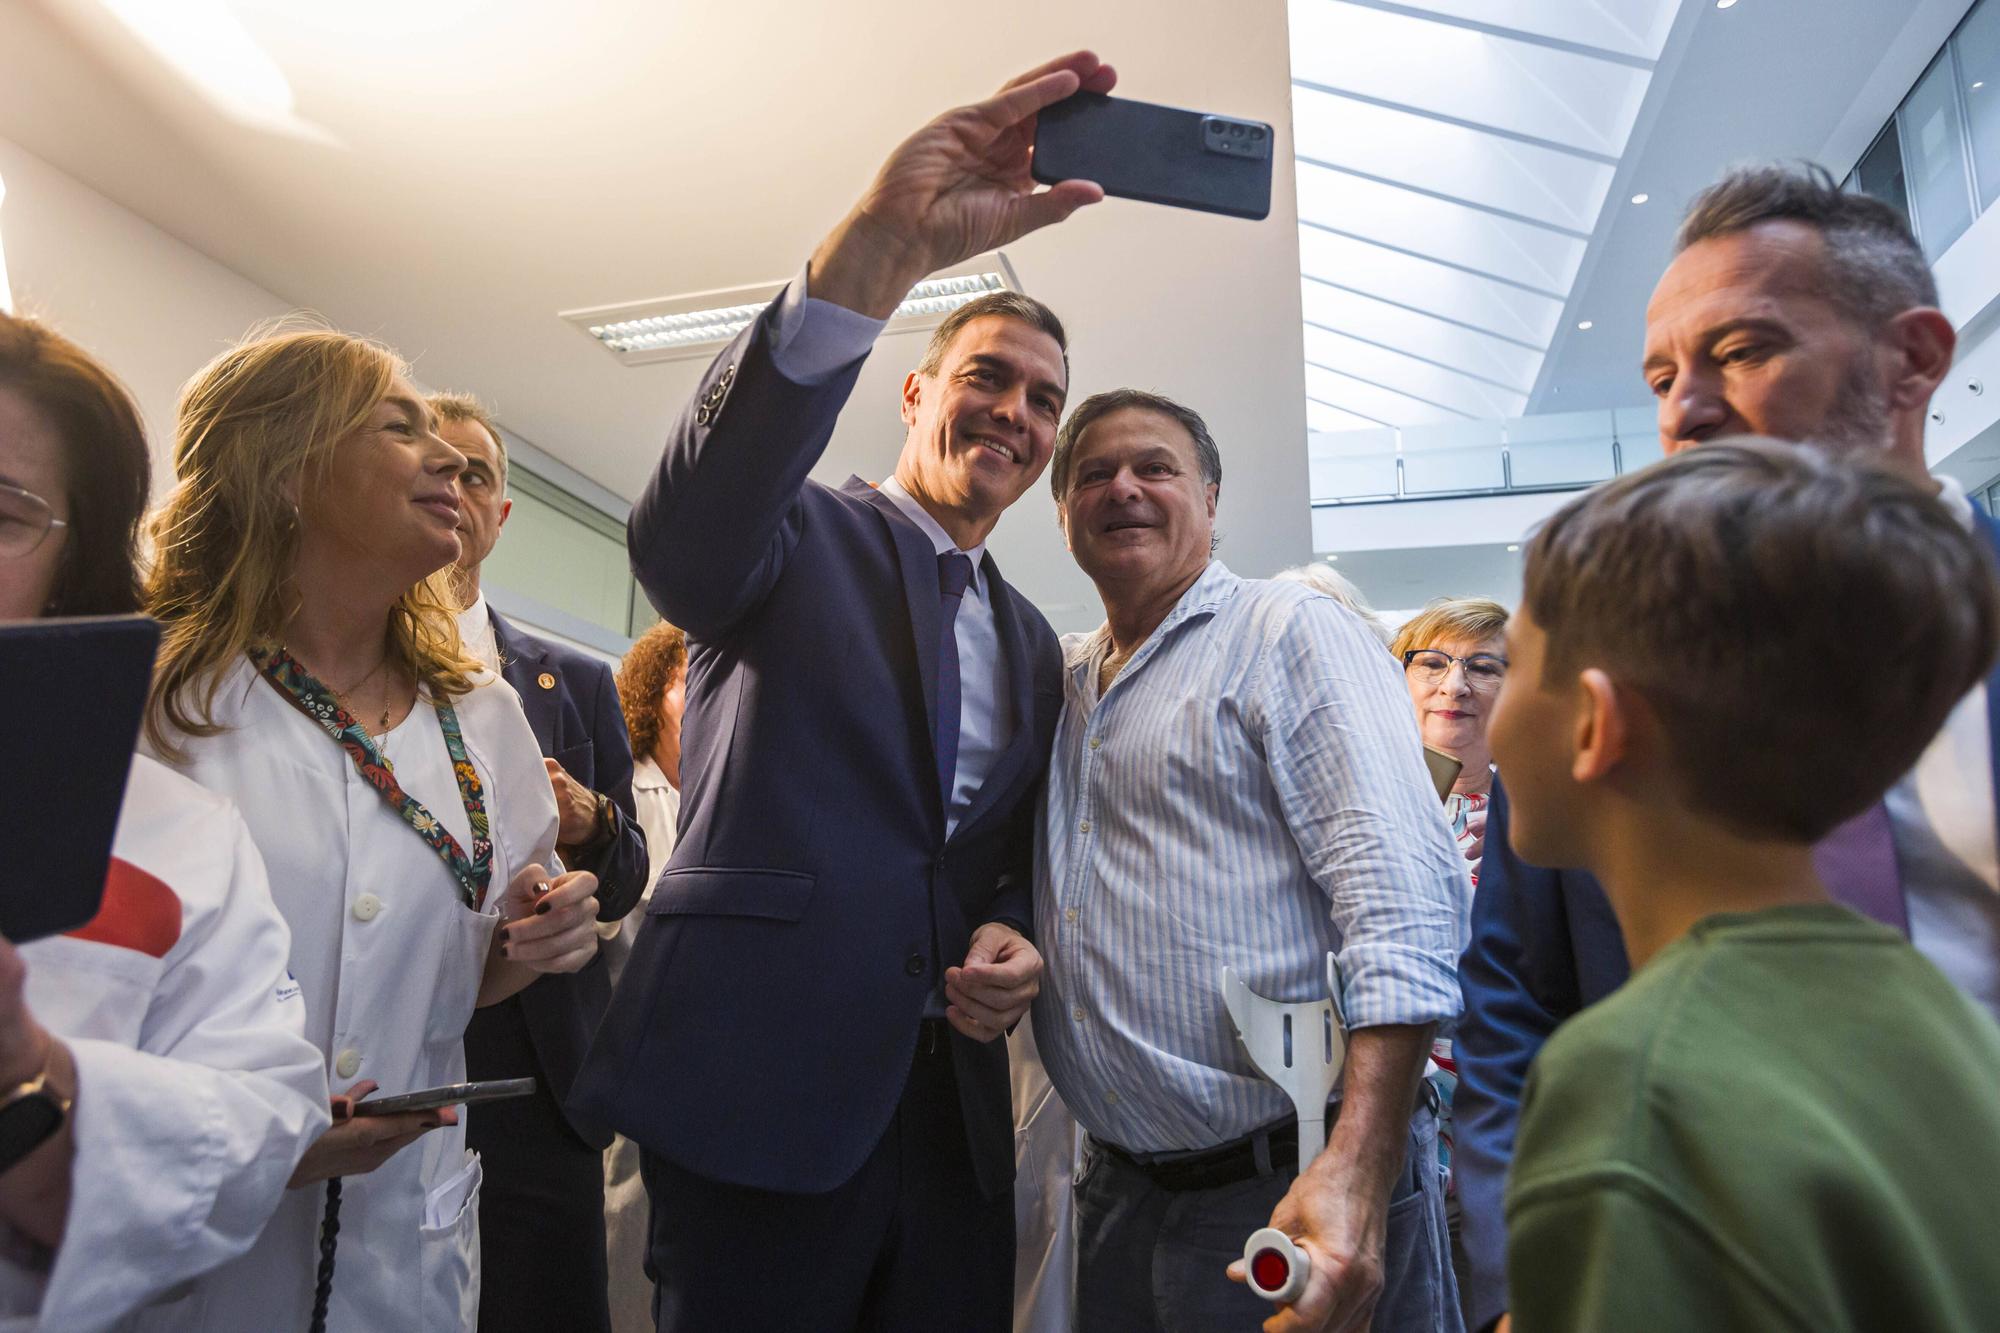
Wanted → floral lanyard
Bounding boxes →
[250,645,495,910]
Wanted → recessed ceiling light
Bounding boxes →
[1324,555,1339,563]
[564,256,1016,365]
[1716,0,1739,9]
[1630,192,1650,205]
[1507,544,1520,552]
[1577,320,1594,331]
[1976,82,1988,90]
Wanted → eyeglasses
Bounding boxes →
[1403,649,1508,690]
[0,484,67,559]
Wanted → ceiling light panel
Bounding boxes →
[1289,0,1678,433]
[1289,0,1656,159]
[1292,84,1614,233]
[1298,230,1562,349]
[564,254,1018,366]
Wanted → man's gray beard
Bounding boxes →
[1809,353,1896,456]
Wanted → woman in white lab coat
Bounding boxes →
[143,325,603,1331]
[0,312,329,1331]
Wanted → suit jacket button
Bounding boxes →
[696,405,712,426]
[904,954,926,977]
[537,672,556,690]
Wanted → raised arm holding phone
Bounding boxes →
[571,52,1113,1333]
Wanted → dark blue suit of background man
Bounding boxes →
[572,53,1122,1333]
[1453,164,1999,1333]
[433,397,651,1333]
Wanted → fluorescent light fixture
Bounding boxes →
[1630,192,1650,204]
[564,254,1020,366]
[1577,320,1594,330]
[0,170,11,315]
[1716,0,1739,8]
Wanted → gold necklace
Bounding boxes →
[313,651,393,734]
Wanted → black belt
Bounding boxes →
[1095,1119,1301,1193]
[916,1017,954,1057]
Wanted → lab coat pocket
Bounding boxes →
[425,902,499,1047]
[419,1149,482,1331]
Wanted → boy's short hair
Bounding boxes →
[1523,439,2000,842]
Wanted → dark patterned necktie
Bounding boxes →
[935,551,974,815]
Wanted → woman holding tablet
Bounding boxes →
[144,324,602,1331]
[0,312,330,1329]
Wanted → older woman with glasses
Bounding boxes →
[1391,598,1510,877]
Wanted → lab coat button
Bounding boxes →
[334,1048,362,1079]
[352,894,381,922]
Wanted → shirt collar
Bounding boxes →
[632,756,673,793]
[457,594,492,636]
[1065,560,1240,672]
[1935,473,1976,531]
[877,474,987,596]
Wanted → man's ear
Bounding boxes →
[901,371,924,429]
[496,497,513,532]
[1056,499,1074,553]
[1882,307,1956,412]
[1203,482,1218,520]
[1571,667,1630,785]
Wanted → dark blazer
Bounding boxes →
[1452,509,2000,1333]
[570,300,1063,1200]
[463,611,648,1149]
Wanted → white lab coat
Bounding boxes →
[150,659,559,1332]
[0,755,329,1333]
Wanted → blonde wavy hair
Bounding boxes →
[145,321,481,755]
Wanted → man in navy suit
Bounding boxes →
[572,53,1119,1332]
[434,393,651,1333]
[1454,164,2000,1333]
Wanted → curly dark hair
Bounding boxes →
[617,620,687,764]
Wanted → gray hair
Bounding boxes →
[1049,388,1223,502]
[1274,564,1395,648]
[1676,163,1938,331]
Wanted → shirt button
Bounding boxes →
[334,1049,362,1079]
[1088,737,1102,750]
[352,894,382,922]
[1079,820,1091,834]
[1072,1006,1086,1022]
[1105,1090,1120,1105]
[1064,907,1078,923]
[904,954,926,977]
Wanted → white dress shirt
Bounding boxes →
[456,595,501,675]
[1033,563,1471,1152]
[1890,476,2000,1020]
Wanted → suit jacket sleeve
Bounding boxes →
[570,658,648,924]
[1452,775,1582,1332]
[627,290,871,640]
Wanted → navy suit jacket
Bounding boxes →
[570,302,1063,1198]
[463,611,648,1149]
[1453,511,2000,1331]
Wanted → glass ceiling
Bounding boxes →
[1289,0,1682,437]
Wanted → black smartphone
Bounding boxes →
[0,615,161,943]
[351,1077,538,1116]
[1032,91,1274,221]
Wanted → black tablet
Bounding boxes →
[1,615,161,942]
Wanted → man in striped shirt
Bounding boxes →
[1032,389,1472,1333]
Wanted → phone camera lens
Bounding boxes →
[1230,124,1244,137]
[1251,127,1265,140]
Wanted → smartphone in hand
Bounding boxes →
[1032,91,1274,221]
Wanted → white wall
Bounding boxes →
[0,137,292,497]
[1926,202,2000,493]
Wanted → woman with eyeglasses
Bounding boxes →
[1388,595,1508,1325]
[1391,598,1510,878]
[143,324,602,1332]
[0,312,330,1328]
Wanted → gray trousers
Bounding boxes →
[1073,1096,1461,1333]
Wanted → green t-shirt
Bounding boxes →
[1507,904,2000,1333]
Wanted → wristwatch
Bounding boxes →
[0,1054,69,1176]
[560,791,615,859]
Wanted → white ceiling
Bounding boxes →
[0,0,1314,633]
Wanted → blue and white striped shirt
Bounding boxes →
[1032,561,1471,1152]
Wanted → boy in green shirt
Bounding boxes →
[1486,439,2000,1333]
